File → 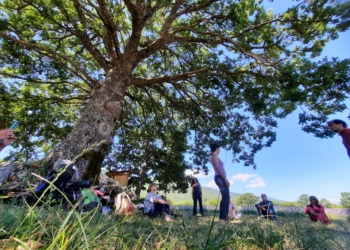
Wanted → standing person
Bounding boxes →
[144,183,173,222]
[255,194,277,220]
[0,128,16,152]
[191,177,204,216]
[304,196,331,224]
[210,143,230,224]
[327,119,350,159]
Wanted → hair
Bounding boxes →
[147,183,157,192]
[328,119,348,128]
[191,177,199,187]
[261,194,267,198]
[309,195,320,207]
[209,143,220,153]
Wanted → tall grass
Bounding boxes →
[1,202,350,250]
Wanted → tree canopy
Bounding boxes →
[235,192,259,206]
[0,0,350,192]
[296,194,309,206]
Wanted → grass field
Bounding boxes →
[1,202,350,250]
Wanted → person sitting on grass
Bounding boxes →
[144,183,173,222]
[228,201,236,219]
[255,194,277,220]
[304,196,331,224]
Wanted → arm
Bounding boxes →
[313,205,324,214]
[154,198,171,208]
[192,186,194,199]
[212,154,230,187]
[200,184,202,197]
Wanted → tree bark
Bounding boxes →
[47,66,131,182]
[135,162,147,197]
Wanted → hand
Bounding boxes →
[225,178,230,187]
[0,129,15,140]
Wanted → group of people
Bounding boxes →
[2,118,349,224]
[209,122,347,224]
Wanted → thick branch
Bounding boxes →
[95,0,121,60]
[0,31,98,86]
[130,68,212,87]
[60,2,111,71]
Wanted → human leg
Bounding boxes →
[193,194,198,216]
[198,195,204,215]
[214,175,230,221]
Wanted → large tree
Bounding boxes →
[0,0,349,183]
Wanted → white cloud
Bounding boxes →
[206,180,218,189]
[231,173,258,182]
[246,177,266,188]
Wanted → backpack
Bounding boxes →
[34,161,75,198]
[114,192,133,215]
[71,188,100,211]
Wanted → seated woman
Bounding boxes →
[304,196,331,224]
[228,201,236,219]
[255,194,277,220]
[144,183,173,222]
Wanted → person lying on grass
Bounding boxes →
[255,194,277,220]
[144,183,173,222]
[304,196,331,224]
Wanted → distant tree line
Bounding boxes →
[171,192,350,208]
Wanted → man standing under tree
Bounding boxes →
[327,119,350,160]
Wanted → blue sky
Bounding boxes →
[1,1,349,203]
[185,0,350,203]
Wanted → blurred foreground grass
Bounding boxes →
[0,203,350,250]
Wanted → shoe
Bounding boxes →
[201,213,205,217]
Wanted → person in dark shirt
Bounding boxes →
[255,194,277,220]
[327,119,350,159]
[191,177,204,216]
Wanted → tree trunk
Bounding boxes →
[135,162,147,197]
[47,67,131,182]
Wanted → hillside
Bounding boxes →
[140,187,284,203]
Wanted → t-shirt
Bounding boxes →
[339,128,350,158]
[144,192,160,213]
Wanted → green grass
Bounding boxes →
[1,202,350,250]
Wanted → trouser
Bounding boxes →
[214,175,230,221]
[255,205,276,219]
[193,192,204,216]
[148,203,170,217]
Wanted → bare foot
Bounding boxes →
[165,216,173,222]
